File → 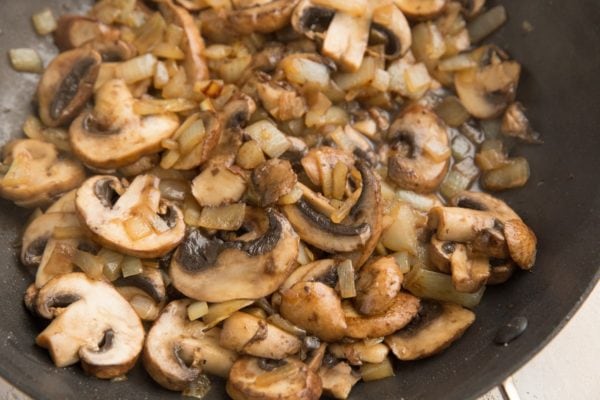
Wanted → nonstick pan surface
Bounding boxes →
[0,1,598,399]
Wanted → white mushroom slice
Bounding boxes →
[355,256,403,316]
[75,175,185,258]
[191,164,247,207]
[169,209,299,302]
[318,361,360,399]
[227,357,322,400]
[143,300,237,391]
[329,341,389,365]
[53,14,119,51]
[449,244,490,293]
[385,301,475,360]
[229,0,300,34]
[220,311,302,359]
[344,292,420,339]
[251,159,298,206]
[34,273,144,378]
[393,0,448,20]
[428,206,497,242]
[387,105,451,193]
[322,11,371,72]
[114,266,167,321]
[37,47,102,127]
[371,2,412,59]
[45,189,77,214]
[255,72,307,121]
[69,79,179,169]
[0,139,85,208]
[21,212,80,268]
[280,281,347,342]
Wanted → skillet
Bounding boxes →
[0,1,599,399]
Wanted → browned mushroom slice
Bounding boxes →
[114,266,167,321]
[429,236,454,273]
[169,209,299,302]
[280,281,347,342]
[70,79,179,169]
[328,341,389,365]
[394,0,448,20]
[220,311,302,359]
[371,2,412,59]
[159,0,209,82]
[449,244,490,293]
[0,139,85,208]
[344,292,420,339]
[227,356,322,400]
[291,0,336,40]
[143,300,237,391]
[221,92,257,129]
[355,256,403,316]
[34,273,144,378]
[191,163,247,207]
[75,175,186,258]
[487,260,516,285]
[53,14,118,51]
[229,0,300,34]
[387,105,451,193]
[172,111,223,170]
[37,48,101,128]
[252,159,298,206]
[46,189,77,213]
[318,361,360,399]
[385,301,475,361]
[255,72,307,121]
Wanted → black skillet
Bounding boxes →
[0,1,599,399]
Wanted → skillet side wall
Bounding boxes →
[0,1,598,399]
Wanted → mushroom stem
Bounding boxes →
[429,206,497,242]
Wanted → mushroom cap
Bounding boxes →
[69,79,180,169]
[34,272,144,378]
[371,2,412,59]
[344,292,420,339]
[318,361,360,399]
[0,139,85,208]
[37,47,102,127]
[53,15,119,51]
[169,209,299,302]
[385,301,475,360]
[226,356,322,400]
[291,0,335,39]
[46,189,78,213]
[220,311,302,359]
[355,256,403,316]
[394,0,448,20]
[230,0,300,34]
[21,212,79,268]
[143,300,238,391]
[252,159,298,206]
[75,174,186,258]
[280,281,347,342]
[503,218,537,270]
[387,105,451,193]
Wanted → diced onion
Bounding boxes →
[438,54,477,72]
[123,215,153,240]
[236,140,266,169]
[198,203,246,231]
[159,179,189,201]
[475,148,507,171]
[335,57,377,91]
[183,375,211,400]
[404,264,485,308]
[203,44,233,60]
[121,256,143,278]
[98,248,124,281]
[22,115,44,140]
[32,8,57,35]
[134,98,196,115]
[183,195,203,226]
[152,43,185,60]
[395,190,437,212]
[404,63,431,98]
[133,12,166,53]
[153,61,170,89]
[73,249,103,279]
[381,203,418,254]
[337,260,356,299]
[187,301,209,321]
[482,157,530,191]
[9,48,43,73]
[281,57,331,88]
[331,162,349,201]
[468,5,507,44]
[296,242,314,266]
[423,137,451,163]
[391,252,411,274]
[440,170,472,200]
[117,54,157,84]
[202,299,253,330]
[245,120,291,158]
[52,226,84,240]
[130,295,156,320]
[435,96,470,127]
[360,358,395,382]
[451,134,474,161]
[160,149,181,169]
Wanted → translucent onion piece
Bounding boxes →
[117,54,157,84]
[130,295,156,320]
[245,120,291,158]
[73,249,103,280]
[468,6,507,44]
[134,98,196,115]
[187,301,209,321]
[52,226,84,240]
[32,8,57,35]
[9,48,43,73]
[202,299,253,330]
[121,256,143,278]
[198,203,246,231]
[391,252,411,274]
[236,140,266,170]
[440,169,472,200]
[123,215,153,240]
[435,96,470,127]
[381,203,418,254]
[360,358,395,382]
[482,157,530,191]
[337,260,356,299]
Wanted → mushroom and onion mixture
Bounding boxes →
[4,0,539,398]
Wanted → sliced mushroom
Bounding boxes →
[387,105,451,193]
[45,189,78,213]
[37,47,101,128]
[318,361,360,399]
[280,281,347,342]
[114,266,167,321]
[170,209,299,302]
[283,160,382,268]
[429,236,454,273]
[119,154,160,177]
[394,0,448,20]
[371,2,412,59]
[35,272,144,378]
[344,292,420,339]
[191,164,247,207]
[255,72,307,121]
[143,300,238,391]
[229,0,301,34]
[291,0,336,40]
[280,259,338,292]
[385,301,475,360]
[322,10,371,72]
[159,0,209,82]
[328,341,389,365]
[487,260,516,285]
[21,212,80,268]
[428,206,497,242]
[354,256,403,316]
[0,139,85,208]
[451,191,537,269]
[501,102,542,143]
[83,38,137,62]
[252,159,297,206]
[220,311,302,359]
[227,356,322,400]
[53,15,119,51]
[70,79,179,169]
[449,244,490,293]
[455,53,521,119]
[222,92,257,129]
[75,175,185,258]
[172,111,223,170]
